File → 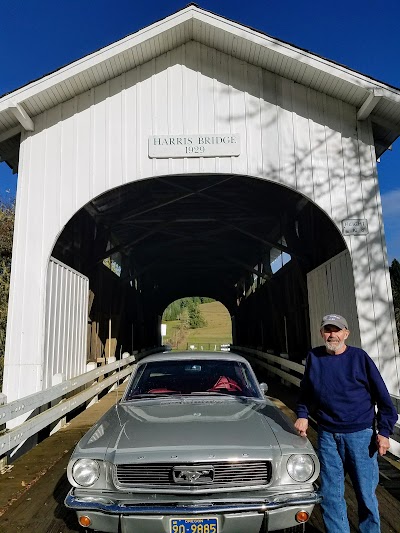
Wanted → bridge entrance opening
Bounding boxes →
[48,173,348,373]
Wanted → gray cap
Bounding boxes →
[320,314,348,330]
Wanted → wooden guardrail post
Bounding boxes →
[86,362,99,408]
[50,373,66,436]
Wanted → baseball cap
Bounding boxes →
[320,314,348,330]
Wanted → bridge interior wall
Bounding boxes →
[43,258,89,388]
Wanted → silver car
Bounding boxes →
[65,352,321,532]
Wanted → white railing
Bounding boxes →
[232,345,400,447]
[0,348,161,457]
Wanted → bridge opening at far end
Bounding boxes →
[161,296,233,352]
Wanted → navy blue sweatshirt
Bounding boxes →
[296,345,398,437]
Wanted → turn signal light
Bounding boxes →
[79,515,92,527]
[296,510,309,523]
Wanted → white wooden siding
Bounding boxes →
[3,40,399,402]
[43,258,89,389]
[16,39,368,223]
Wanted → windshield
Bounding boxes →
[124,359,261,400]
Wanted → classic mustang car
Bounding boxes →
[65,352,321,532]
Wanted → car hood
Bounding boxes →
[74,397,313,463]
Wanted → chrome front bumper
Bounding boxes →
[66,490,322,532]
[65,489,321,514]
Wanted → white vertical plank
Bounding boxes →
[261,70,279,182]
[43,261,54,387]
[93,83,108,198]
[182,41,200,174]
[43,106,62,247]
[229,54,247,176]
[137,60,155,179]
[214,48,232,175]
[153,53,170,177]
[124,67,139,184]
[120,72,127,185]
[79,275,89,376]
[308,88,331,216]
[60,98,78,224]
[76,91,93,204]
[57,263,66,378]
[276,77,295,189]
[198,44,216,174]
[70,274,78,379]
[168,46,185,175]
[324,94,347,226]
[292,83,313,200]
[108,75,124,189]
[340,102,362,220]
[65,267,73,380]
[341,252,361,345]
[245,63,263,178]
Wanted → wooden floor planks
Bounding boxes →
[0,378,399,533]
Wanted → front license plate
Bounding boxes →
[170,517,218,533]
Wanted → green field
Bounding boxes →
[163,301,232,350]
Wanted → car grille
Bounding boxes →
[115,461,272,487]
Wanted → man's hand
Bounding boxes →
[377,434,390,456]
[294,418,309,437]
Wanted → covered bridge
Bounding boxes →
[0,5,399,407]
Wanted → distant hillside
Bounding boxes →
[163,301,232,350]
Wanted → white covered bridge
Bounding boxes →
[0,5,399,456]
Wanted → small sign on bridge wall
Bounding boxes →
[149,134,241,158]
[342,219,369,235]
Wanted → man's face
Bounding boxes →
[320,324,349,354]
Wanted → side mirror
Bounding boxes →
[259,382,268,395]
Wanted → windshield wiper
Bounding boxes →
[188,391,235,396]
[125,393,180,400]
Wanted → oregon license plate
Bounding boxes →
[170,517,218,533]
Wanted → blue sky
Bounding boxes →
[1,0,399,260]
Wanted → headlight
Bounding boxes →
[72,459,100,487]
[287,454,315,482]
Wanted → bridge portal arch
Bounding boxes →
[42,172,354,388]
[1,5,400,403]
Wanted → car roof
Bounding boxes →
[136,351,249,365]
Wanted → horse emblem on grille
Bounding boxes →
[173,466,214,484]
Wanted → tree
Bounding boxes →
[163,297,214,322]
[187,301,207,329]
[0,200,15,386]
[389,259,400,342]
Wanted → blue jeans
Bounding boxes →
[318,428,380,533]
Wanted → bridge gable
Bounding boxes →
[21,39,365,250]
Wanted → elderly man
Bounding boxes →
[294,313,398,533]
